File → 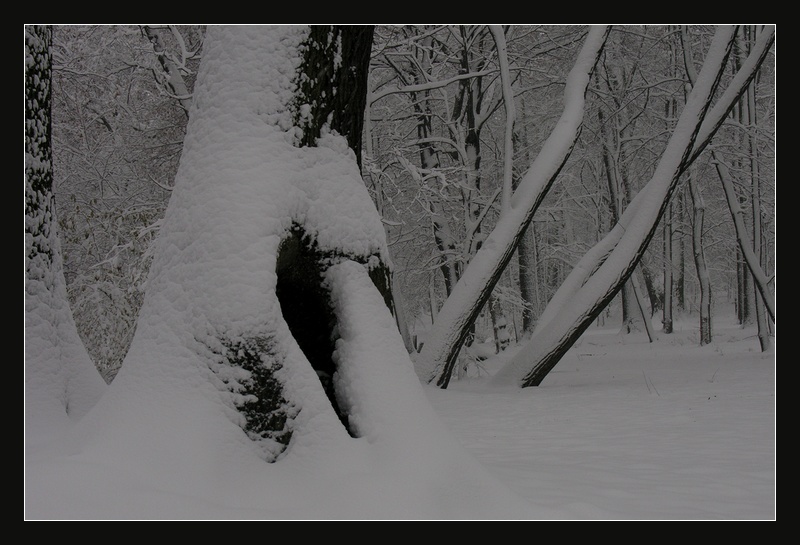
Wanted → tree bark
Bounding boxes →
[293,26,374,173]
[663,203,674,334]
[689,173,712,345]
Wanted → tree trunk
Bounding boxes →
[417,26,611,388]
[493,25,773,388]
[663,203,674,334]
[142,25,193,116]
[742,30,771,351]
[675,188,686,312]
[294,26,374,174]
[715,159,775,323]
[104,26,403,461]
[514,101,539,337]
[689,171,712,345]
[631,269,655,342]
[517,226,539,336]
[25,25,106,433]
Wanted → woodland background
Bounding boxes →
[48,25,775,384]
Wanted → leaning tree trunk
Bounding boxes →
[680,24,774,326]
[742,31,771,351]
[418,26,611,388]
[714,158,775,322]
[493,25,773,388]
[25,25,106,434]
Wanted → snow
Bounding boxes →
[25,306,775,519]
[429,313,774,519]
[25,25,775,520]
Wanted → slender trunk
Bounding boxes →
[631,269,655,342]
[663,203,674,333]
[675,189,686,312]
[142,26,193,116]
[640,258,661,316]
[514,100,539,337]
[597,73,640,333]
[364,82,413,353]
[490,25,515,213]
[739,251,751,324]
[689,172,712,345]
[517,227,538,336]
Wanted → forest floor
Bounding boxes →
[425,306,776,519]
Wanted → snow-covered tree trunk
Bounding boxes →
[25,25,106,439]
[417,26,611,388]
[493,25,773,388]
[96,26,405,462]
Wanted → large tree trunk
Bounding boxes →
[493,25,773,388]
[93,26,404,462]
[25,25,106,438]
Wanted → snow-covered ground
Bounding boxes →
[427,307,775,520]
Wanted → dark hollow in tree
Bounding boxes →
[275,227,354,436]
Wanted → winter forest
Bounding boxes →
[25,25,775,520]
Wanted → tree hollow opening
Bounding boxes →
[275,229,355,437]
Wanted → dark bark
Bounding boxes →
[293,26,375,173]
[663,204,674,334]
[25,25,54,263]
[689,174,712,345]
[517,227,538,335]
[676,189,686,312]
